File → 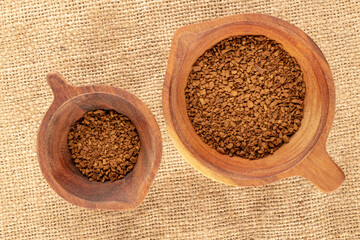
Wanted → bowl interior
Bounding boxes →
[45,92,156,203]
[170,22,328,177]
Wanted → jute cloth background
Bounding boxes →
[1,0,359,239]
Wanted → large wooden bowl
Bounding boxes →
[163,14,345,193]
[38,72,162,209]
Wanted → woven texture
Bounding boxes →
[1,0,359,239]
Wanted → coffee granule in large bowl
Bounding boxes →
[185,35,305,160]
[67,110,140,182]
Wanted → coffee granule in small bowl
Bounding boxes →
[67,109,140,182]
[185,35,305,160]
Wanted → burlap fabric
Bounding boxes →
[1,1,359,239]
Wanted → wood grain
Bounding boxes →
[38,72,162,209]
[162,14,344,193]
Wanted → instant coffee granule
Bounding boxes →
[185,35,305,160]
[67,110,140,182]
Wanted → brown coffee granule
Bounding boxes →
[67,110,140,182]
[185,35,305,160]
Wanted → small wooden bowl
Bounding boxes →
[38,72,162,209]
[163,14,345,193]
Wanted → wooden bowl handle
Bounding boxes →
[47,72,76,105]
[289,142,345,193]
